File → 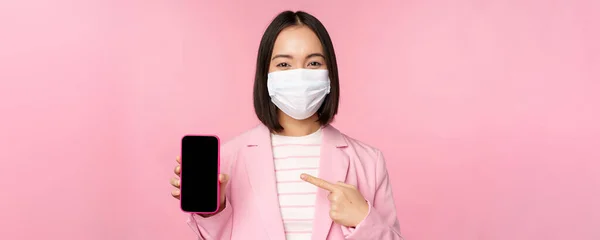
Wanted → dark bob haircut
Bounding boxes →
[253,10,340,133]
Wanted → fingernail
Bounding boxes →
[300,174,306,180]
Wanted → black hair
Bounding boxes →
[252,10,340,133]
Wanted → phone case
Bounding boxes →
[180,134,221,214]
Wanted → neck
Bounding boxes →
[277,113,321,137]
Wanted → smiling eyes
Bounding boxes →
[276,61,323,69]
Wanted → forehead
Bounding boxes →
[272,26,323,55]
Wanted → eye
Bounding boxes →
[276,62,290,68]
[308,61,322,67]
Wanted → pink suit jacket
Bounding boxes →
[187,124,403,240]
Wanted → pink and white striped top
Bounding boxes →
[271,128,322,240]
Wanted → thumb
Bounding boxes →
[219,173,230,187]
[219,174,229,204]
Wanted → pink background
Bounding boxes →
[1,0,599,239]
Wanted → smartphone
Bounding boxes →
[180,135,220,214]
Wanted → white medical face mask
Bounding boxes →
[267,69,331,120]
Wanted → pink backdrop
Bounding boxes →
[1,0,599,239]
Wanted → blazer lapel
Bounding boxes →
[311,125,350,240]
[243,125,286,240]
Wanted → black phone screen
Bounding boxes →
[180,135,220,213]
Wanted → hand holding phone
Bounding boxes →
[170,157,229,216]
[169,135,227,215]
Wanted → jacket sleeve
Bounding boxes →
[185,140,237,240]
[342,150,404,240]
[186,198,233,240]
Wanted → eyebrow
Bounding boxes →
[271,53,326,61]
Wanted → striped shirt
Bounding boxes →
[271,128,322,240]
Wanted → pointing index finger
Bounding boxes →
[301,174,337,192]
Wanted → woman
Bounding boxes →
[170,10,403,240]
